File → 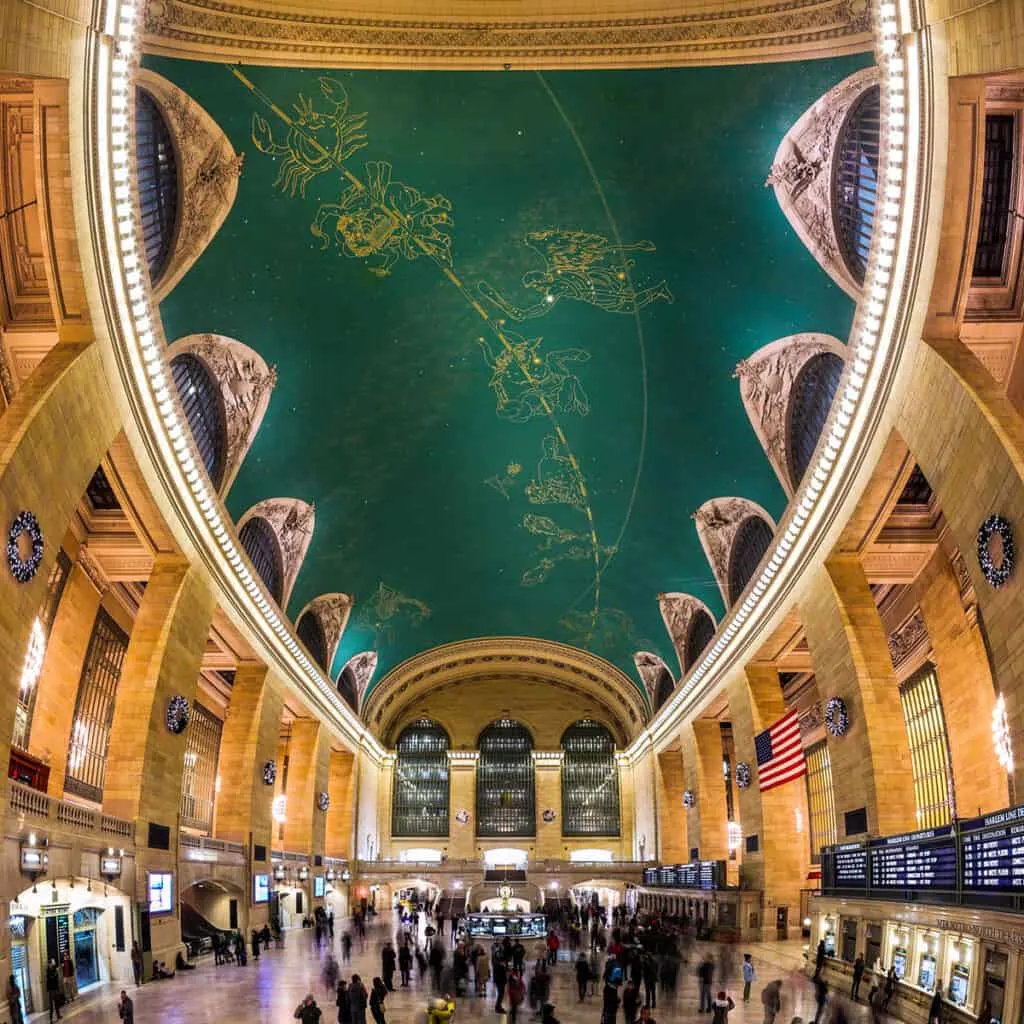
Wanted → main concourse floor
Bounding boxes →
[29,915,864,1024]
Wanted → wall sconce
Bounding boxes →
[19,835,48,883]
[273,864,286,882]
[341,869,351,883]
[326,869,336,882]
[298,866,309,881]
[100,847,122,880]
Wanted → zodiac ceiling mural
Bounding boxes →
[150,56,868,693]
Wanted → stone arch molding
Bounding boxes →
[166,333,277,497]
[657,593,717,677]
[340,651,378,712]
[237,498,315,611]
[766,66,879,300]
[137,69,244,303]
[693,498,776,611]
[734,333,847,497]
[296,593,354,675]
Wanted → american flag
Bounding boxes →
[755,710,807,792]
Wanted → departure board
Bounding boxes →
[830,842,869,891]
[960,804,1024,891]
[868,826,957,891]
[641,861,725,890]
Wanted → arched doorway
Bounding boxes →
[180,878,245,949]
[12,877,132,1017]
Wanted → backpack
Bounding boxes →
[609,966,624,986]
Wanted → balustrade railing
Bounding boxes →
[7,780,133,841]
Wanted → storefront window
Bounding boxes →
[866,923,882,971]
[842,918,858,962]
[983,950,1006,1024]
[917,934,941,992]
[949,963,970,1007]
[822,917,837,957]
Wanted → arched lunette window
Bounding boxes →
[337,668,358,711]
[238,516,283,605]
[477,720,535,837]
[170,354,228,491]
[296,610,327,672]
[685,610,716,671]
[654,669,675,713]
[561,720,620,836]
[135,88,179,282]
[727,516,774,606]
[392,719,450,838]
[833,85,880,286]
[787,351,844,488]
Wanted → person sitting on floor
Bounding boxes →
[151,961,175,980]
[175,951,196,972]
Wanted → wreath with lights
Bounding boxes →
[165,695,191,734]
[7,511,44,583]
[455,809,470,825]
[682,789,696,808]
[262,760,277,786]
[317,791,330,812]
[977,515,1015,589]
[825,696,849,737]
[735,762,752,789]
[542,808,557,823]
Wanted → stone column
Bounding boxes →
[103,555,215,966]
[325,750,356,860]
[727,664,809,939]
[616,753,636,860]
[918,549,1010,817]
[281,718,331,863]
[801,557,916,837]
[28,557,103,794]
[447,752,477,860]
[681,720,727,861]
[655,748,688,862]
[214,663,284,863]
[534,751,563,860]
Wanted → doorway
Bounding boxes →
[776,906,789,939]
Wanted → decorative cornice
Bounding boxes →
[887,609,930,670]
[447,750,479,763]
[532,750,564,764]
[142,0,871,69]
[75,544,108,594]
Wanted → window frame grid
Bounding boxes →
[65,608,129,804]
[833,85,881,285]
[135,88,179,282]
[238,516,284,605]
[170,354,228,491]
[561,720,620,837]
[805,740,838,864]
[899,663,956,830]
[973,113,1017,279]
[685,611,715,671]
[391,719,450,838]
[787,352,845,488]
[728,516,774,606]
[476,720,535,838]
[180,702,223,833]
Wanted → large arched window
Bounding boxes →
[561,720,620,836]
[787,351,844,488]
[833,85,880,285]
[728,516,774,606]
[653,669,675,713]
[238,516,283,604]
[296,610,327,672]
[170,354,228,491]
[135,88,179,282]
[392,719,450,838]
[337,667,358,711]
[685,610,716,671]
[477,720,535,837]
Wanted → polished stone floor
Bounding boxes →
[30,913,871,1023]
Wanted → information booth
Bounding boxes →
[464,913,547,939]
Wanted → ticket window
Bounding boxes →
[945,939,976,1009]
[982,950,1007,1024]
[866,924,883,973]
[841,918,859,963]
[821,916,837,957]
[917,933,941,992]
[886,924,912,979]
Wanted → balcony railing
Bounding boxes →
[180,832,245,856]
[8,780,133,840]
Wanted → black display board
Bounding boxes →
[641,860,726,890]
[960,804,1024,893]
[826,841,868,891]
[868,825,957,892]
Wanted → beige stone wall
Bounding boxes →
[681,720,727,861]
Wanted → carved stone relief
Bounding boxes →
[734,333,846,496]
[657,592,716,677]
[887,609,930,672]
[137,70,243,302]
[632,651,673,703]
[767,66,878,300]
[166,333,277,496]
[238,497,315,610]
[297,592,354,674]
[693,497,776,609]
[341,650,378,712]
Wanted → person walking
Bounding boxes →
[398,943,412,987]
[512,940,526,976]
[7,975,23,1024]
[742,955,755,1003]
[60,951,76,1003]
[475,946,490,996]
[761,980,782,1024]
[813,978,828,1024]
[602,981,621,1024]
[623,980,641,1024]
[294,994,323,1023]
[929,982,944,1024]
[342,932,353,964]
[251,928,261,962]
[639,1007,657,1024]
[814,940,827,980]
[698,955,715,1014]
[642,952,658,1010]
[507,970,525,1024]
[381,942,396,992]
[336,980,351,1024]
[493,954,508,1014]
[712,990,735,1024]
[45,959,62,1022]
[546,931,560,966]
[882,967,897,1010]
[117,990,134,1024]
[349,975,368,1024]
[852,954,866,1001]
[370,977,387,1024]
[575,952,590,1002]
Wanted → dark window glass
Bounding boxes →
[179,703,222,834]
[727,516,774,606]
[86,467,120,511]
[561,720,620,836]
[787,351,844,487]
[974,115,1016,278]
[170,354,227,491]
[653,669,674,712]
[337,668,358,711]
[834,86,880,285]
[684,610,715,671]
[65,608,129,803]
[238,516,283,604]
[296,610,328,671]
[476,720,535,837]
[135,89,178,281]
[898,464,933,505]
[391,719,450,837]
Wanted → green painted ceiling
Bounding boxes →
[149,54,870,694]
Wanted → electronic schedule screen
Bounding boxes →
[868,826,957,892]
[825,842,869,892]
[960,805,1024,892]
